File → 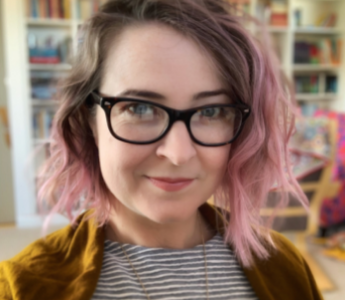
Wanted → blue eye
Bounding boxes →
[201,107,220,117]
[129,104,152,115]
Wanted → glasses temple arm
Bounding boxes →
[90,91,102,105]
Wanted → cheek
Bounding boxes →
[202,145,230,178]
[97,138,148,189]
[94,112,154,196]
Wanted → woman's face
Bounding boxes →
[93,23,231,224]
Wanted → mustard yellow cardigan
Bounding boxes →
[0,203,324,300]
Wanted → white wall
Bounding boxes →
[0,3,15,224]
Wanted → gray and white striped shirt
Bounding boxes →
[92,233,258,300]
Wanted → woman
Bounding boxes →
[0,0,323,299]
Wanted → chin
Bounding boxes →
[141,201,197,225]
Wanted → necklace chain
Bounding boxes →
[120,215,209,300]
[120,244,151,300]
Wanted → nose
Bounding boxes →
[156,121,197,166]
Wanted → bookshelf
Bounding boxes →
[2,0,345,227]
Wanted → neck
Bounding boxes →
[105,201,215,249]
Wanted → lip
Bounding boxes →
[147,177,194,192]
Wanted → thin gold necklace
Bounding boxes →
[120,215,209,300]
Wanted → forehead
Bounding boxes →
[100,23,225,105]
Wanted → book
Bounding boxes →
[31,71,61,100]
[38,0,46,18]
[315,12,337,28]
[27,0,71,19]
[228,0,251,15]
[28,34,72,64]
[294,75,319,94]
[77,0,107,20]
[326,76,337,93]
[294,39,342,65]
[270,0,288,27]
[63,0,71,19]
[51,0,59,19]
[31,0,39,18]
[30,57,60,64]
[33,109,55,139]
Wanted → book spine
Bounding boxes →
[59,0,64,18]
[38,0,44,18]
[25,0,31,17]
[32,0,39,18]
[38,110,44,139]
[328,39,336,65]
[44,111,51,138]
[63,0,71,19]
[80,0,88,20]
[52,0,59,18]
[80,0,92,19]
[33,111,39,139]
[76,0,81,19]
[337,39,342,64]
[93,0,99,14]
[51,0,56,18]
[270,0,288,26]
[47,0,52,18]
[44,0,49,18]
[30,57,60,64]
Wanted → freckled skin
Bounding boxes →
[93,23,231,248]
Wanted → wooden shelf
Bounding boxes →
[299,182,319,192]
[32,99,59,107]
[260,207,308,217]
[26,18,72,27]
[268,26,289,33]
[253,26,289,34]
[294,27,342,34]
[296,93,337,101]
[293,64,340,72]
[29,63,72,71]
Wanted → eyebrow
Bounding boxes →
[116,89,229,101]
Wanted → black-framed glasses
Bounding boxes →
[90,91,251,147]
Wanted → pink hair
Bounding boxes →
[37,0,307,267]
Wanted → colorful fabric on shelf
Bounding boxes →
[336,113,345,180]
[313,110,345,228]
[289,110,331,180]
[320,183,345,227]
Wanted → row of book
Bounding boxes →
[256,0,288,27]
[314,13,337,28]
[294,39,342,65]
[28,34,72,64]
[26,0,107,20]
[26,0,71,19]
[228,0,250,15]
[33,109,55,139]
[77,0,108,20]
[294,75,338,94]
[294,76,319,94]
[31,71,61,100]
[293,11,337,28]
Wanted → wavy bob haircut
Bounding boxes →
[38,0,307,267]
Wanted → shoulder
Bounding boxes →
[0,210,96,267]
[243,230,324,300]
[268,230,306,266]
[0,224,72,300]
[256,230,313,280]
[0,210,105,300]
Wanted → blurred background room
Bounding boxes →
[1,0,345,299]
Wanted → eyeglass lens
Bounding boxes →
[110,101,242,144]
